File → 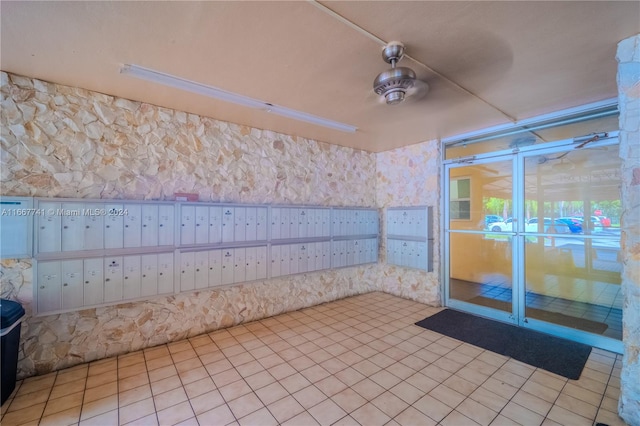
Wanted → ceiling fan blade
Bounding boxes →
[405,79,429,101]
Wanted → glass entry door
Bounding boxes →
[446,157,516,324]
[445,136,623,353]
[521,142,622,350]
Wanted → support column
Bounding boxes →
[616,33,640,426]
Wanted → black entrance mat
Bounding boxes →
[415,309,592,380]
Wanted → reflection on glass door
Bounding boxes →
[447,159,515,320]
[523,144,622,341]
[445,137,622,352]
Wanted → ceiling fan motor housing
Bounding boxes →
[374,67,417,105]
[373,41,418,105]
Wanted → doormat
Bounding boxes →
[415,309,592,380]
[469,296,609,335]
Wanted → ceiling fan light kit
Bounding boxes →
[373,41,423,105]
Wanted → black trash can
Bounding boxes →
[1,299,25,406]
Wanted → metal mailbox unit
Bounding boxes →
[32,198,178,316]
[270,205,333,278]
[386,206,433,271]
[177,203,269,292]
[0,197,380,316]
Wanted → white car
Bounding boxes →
[487,218,514,232]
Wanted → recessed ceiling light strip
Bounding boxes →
[120,64,357,133]
[308,0,517,123]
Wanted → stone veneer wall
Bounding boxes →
[616,34,640,426]
[374,142,441,305]
[0,71,379,378]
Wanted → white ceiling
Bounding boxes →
[1,1,638,153]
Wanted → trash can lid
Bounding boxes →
[0,299,25,330]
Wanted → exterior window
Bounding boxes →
[450,177,471,220]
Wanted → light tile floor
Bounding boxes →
[0,292,627,426]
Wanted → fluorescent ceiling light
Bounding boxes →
[120,64,357,133]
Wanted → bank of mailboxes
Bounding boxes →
[331,238,379,268]
[332,209,378,237]
[32,198,379,315]
[179,205,268,245]
[179,246,268,291]
[386,239,428,270]
[36,201,175,253]
[386,206,432,271]
[271,242,332,277]
[35,252,175,313]
[270,207,331,240]
[386,208,427,237]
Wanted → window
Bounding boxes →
[450,177,471,220]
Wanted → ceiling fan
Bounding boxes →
[373,42,429,105]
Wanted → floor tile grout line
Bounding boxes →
[141,344,165,426]
[198,329,269,424]
[1,379,23,421]
[406,339,503,425]
[593,353,618,419]
[498,366,559,425]
[170,337,220,425]
[22,370,59,424]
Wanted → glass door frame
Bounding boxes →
[442,133,623,354]
[443,153,519,326]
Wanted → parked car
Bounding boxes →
[525,217,581,234]
[487,220,512,232]
[556,217,583,234]
[488,217,581,234]
[595,215,611,227]
[572,216,608,230]
[485,215,503,227]
[488,217,521,232]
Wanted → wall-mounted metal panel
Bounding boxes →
[0,196,34,259]
[385,206,433,271]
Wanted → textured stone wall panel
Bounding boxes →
[1,72,375,205]
[375,141,441,305]
[616,34,640,426]
[0,71,378,378]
